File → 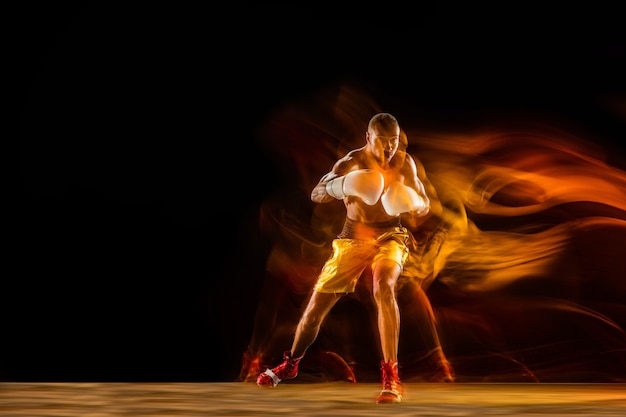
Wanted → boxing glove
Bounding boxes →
[326,169,385,205]
[381,181,428,216]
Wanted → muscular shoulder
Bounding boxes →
[391,150,418,173]
[333,148,367,174]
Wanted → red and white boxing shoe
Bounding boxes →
[256,351,302,387]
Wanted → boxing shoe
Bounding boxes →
[376,360,403,404]
[256,351,302,387]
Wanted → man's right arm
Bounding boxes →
[311,159,385,205]
[311,171,340,204]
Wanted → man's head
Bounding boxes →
[366,113,401,164]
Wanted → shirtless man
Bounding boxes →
[257,112,443,403]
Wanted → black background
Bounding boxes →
[12,3,626,381]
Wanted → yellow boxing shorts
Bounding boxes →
[314,220,410,294]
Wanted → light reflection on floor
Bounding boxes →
[1,382,625,416]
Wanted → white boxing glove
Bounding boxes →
[326,169,384,205]
[381,181,428,216]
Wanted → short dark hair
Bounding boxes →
[368,113,399,131]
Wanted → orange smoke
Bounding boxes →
[239,85,626,383]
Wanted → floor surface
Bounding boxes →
[1,382,625,416]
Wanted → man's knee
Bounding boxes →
[373,273,399,301]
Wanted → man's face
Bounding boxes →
[368,124,400,164]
